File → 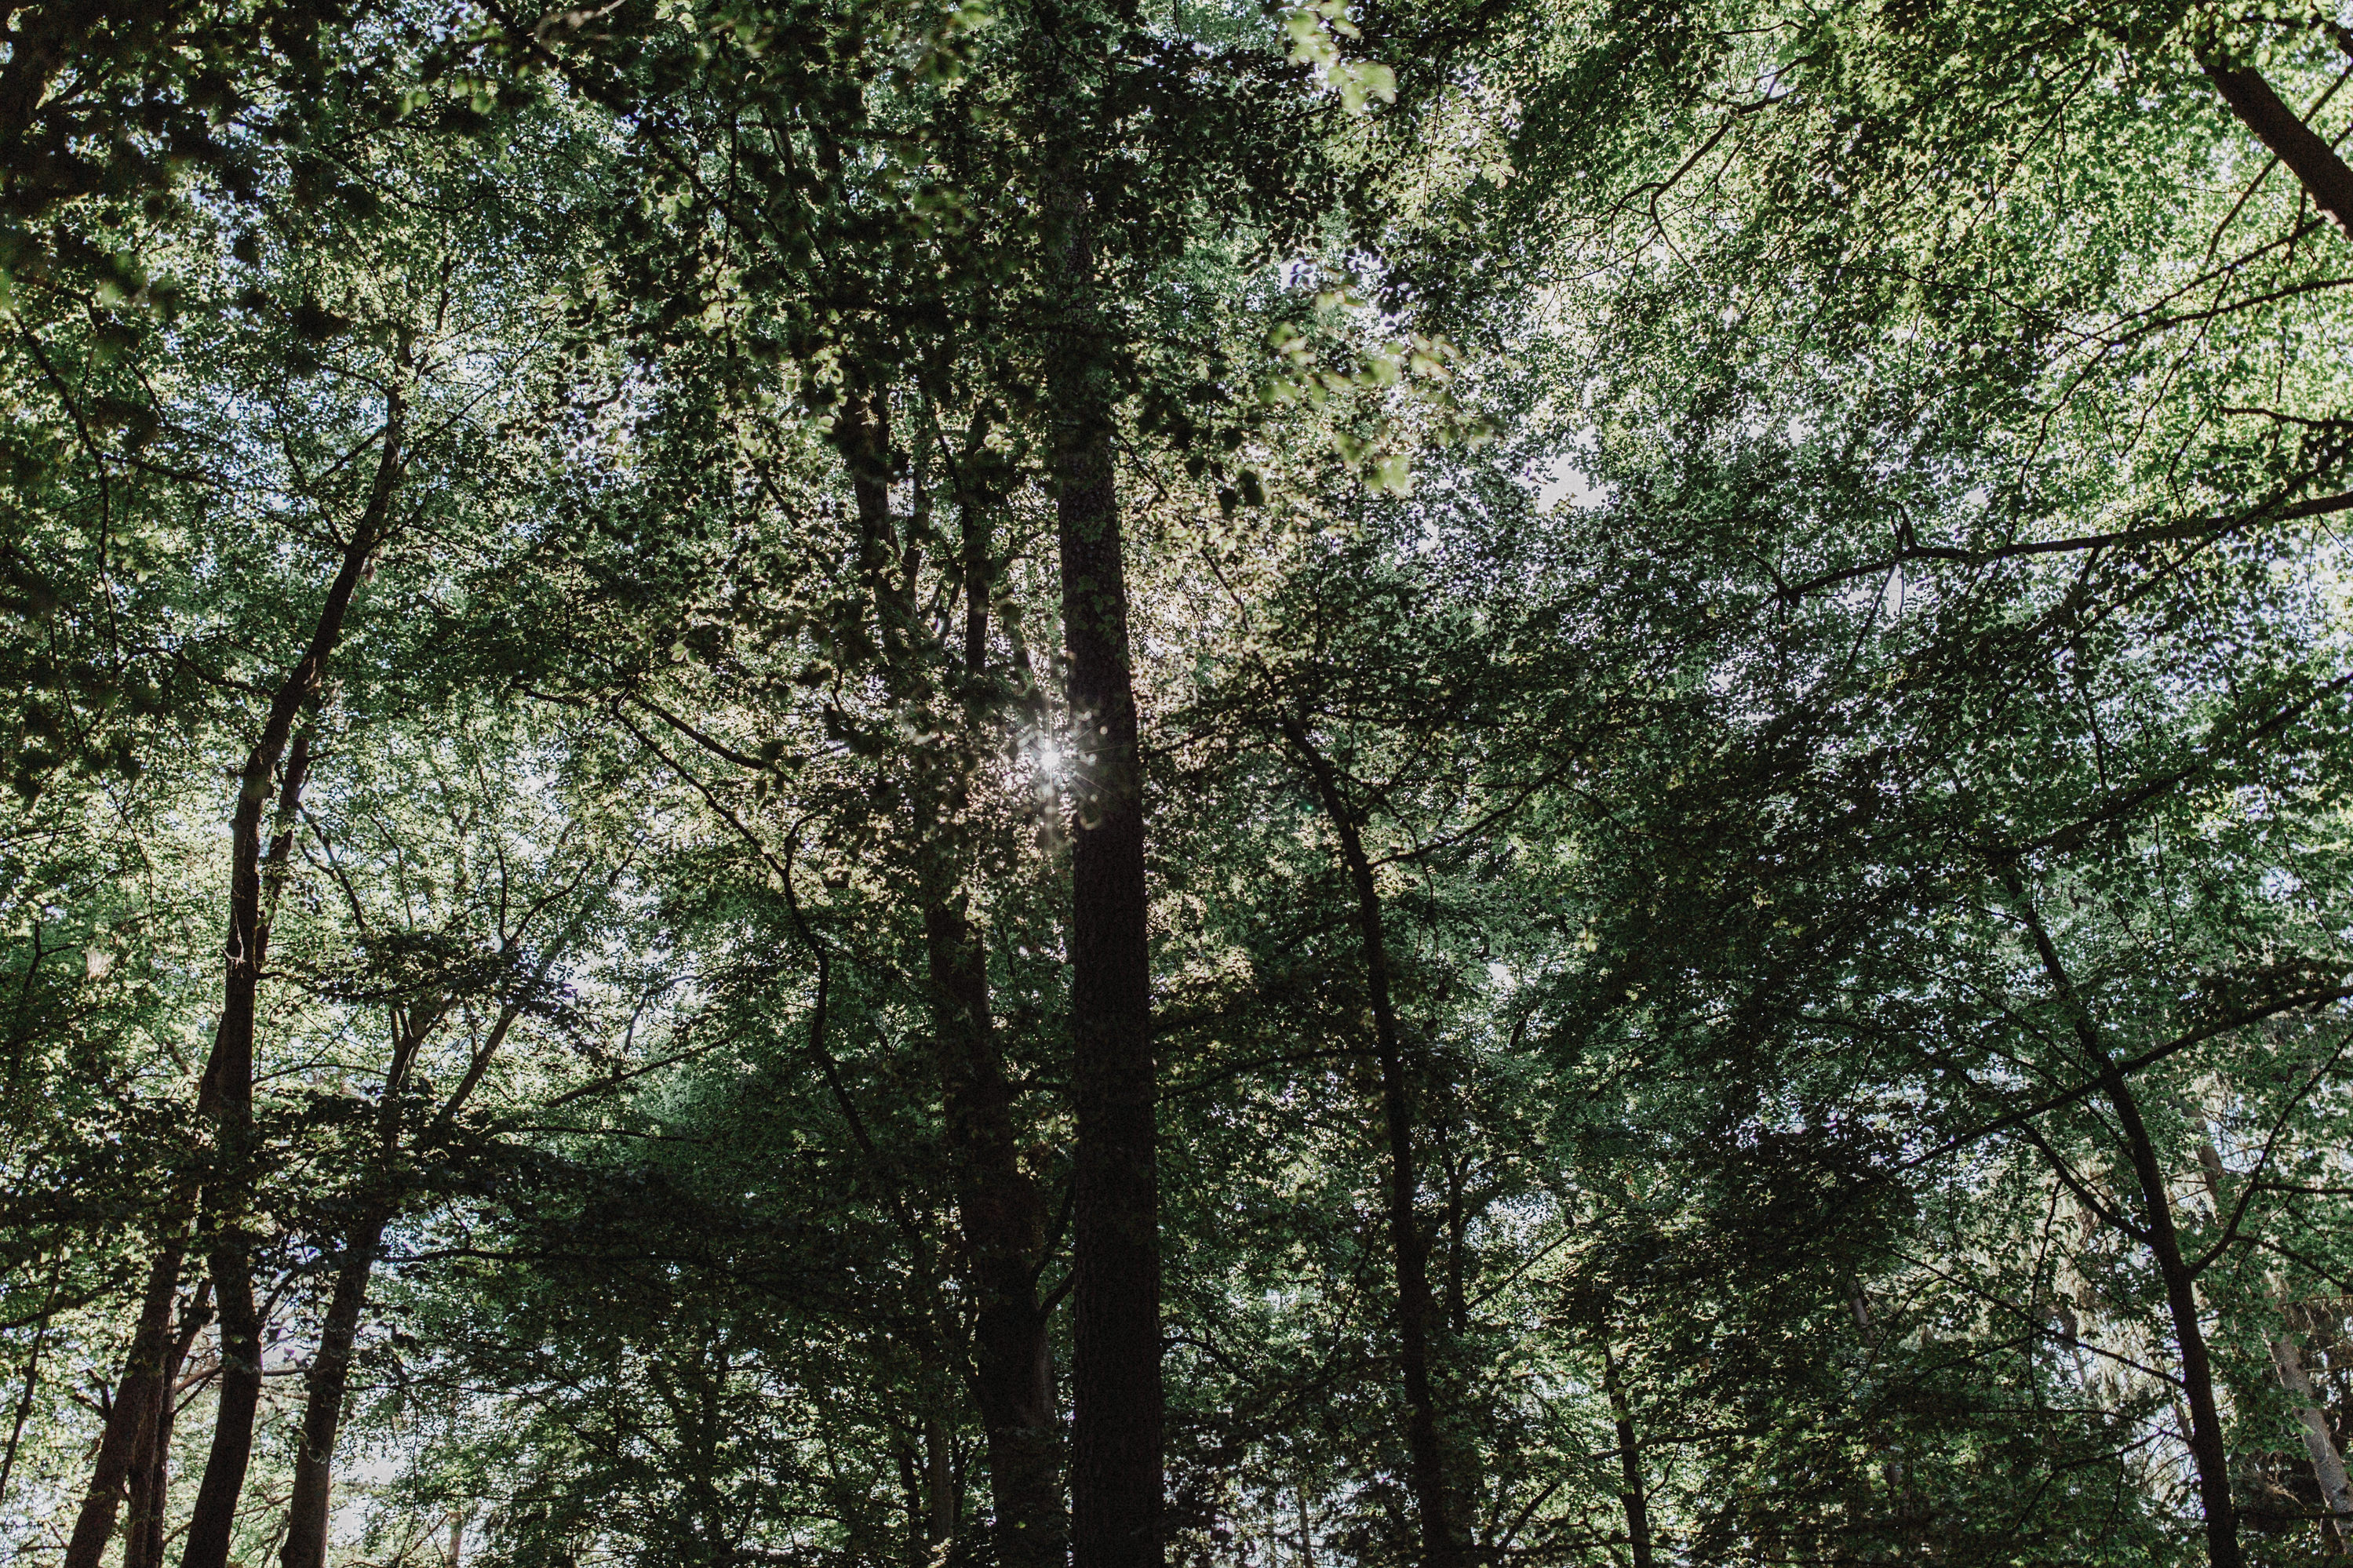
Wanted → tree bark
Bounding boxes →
[925,1413,959,1550]
[926,895,1068,1568]
[1056,418,1161,1568]
[61,1246,182,1568]
[178,387,405,1568]
[2201,51,2353,238]
[122,1280,211,1568]
[276,1207,392,1568]
[2004,873,2238,1568]
[1039,54,1161,1568]
[898,397,1068,1568]
[1280,719,1459,1568]
[2269,1322,2353,1541]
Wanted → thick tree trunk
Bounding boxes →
[2201,52,2353,238]
[178,389,404,1568]
[1600,1341,1654,1568]
[2005,876,2238,1568]
[1056,417,1160,1568]
[1038,62,1160,1567]
[62,1247,182,1568]
[278,1208,392,1568]
[1281,721,1459,1568]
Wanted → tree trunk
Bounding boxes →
[61,1246,182,1568]
[925,1413,958,1551]
[2005,875,2238,1568]
[1600,1341,1654,1568]
[123,1280,211,1568]
[926,896,1068,1568]
[278,1207,392,1568]
[1280,719,1459,1568]
[1040,58,1161,1568]
[2270,1324,2353,1541]
[2201,52,2353,238]
[1056,417,1161,1568]
[178,387,405,1568]
[905,415,1068,1568]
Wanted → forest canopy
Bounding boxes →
[4,2,2353,1566]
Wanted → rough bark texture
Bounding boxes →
[1283,720,1459,1568]
[179,391,404,1568]
[61,1249,182,1568]
[2202,53,2353,238]
[278,1208,392,1568]
[2005,875,2238,1568]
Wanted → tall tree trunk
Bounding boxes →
[278,1207,391,1568]
[1039,47,1161,1568]
[1280,719,1459,1568]
[1055,395,1160,1568]
[1600,1341,1654,1568]
[123,1281,211,1568]
[61,1246,182,1568]
[2200,50,2353,238]
[178,387,405,1568]
[2004,874,2238,1568]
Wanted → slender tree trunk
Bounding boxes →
[123,1281,210,1568]
[277,1207,391,1568]
[2005,875,2238,1568]
[926,897,1067,1568]
[62,1247,181,1568]
[925,1413,958,1551]
[1600,1341,1654,1568]
[1039,52,1160,1568]
[2200,51,2353,238]
[2270,1323,2353,1542]
[179,388,405,1568]
[901,424,1069,1568]
[1281,720,1459,1568]
[2196,1120,2351,1544]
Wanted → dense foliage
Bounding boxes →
[5,2,2352,1567]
